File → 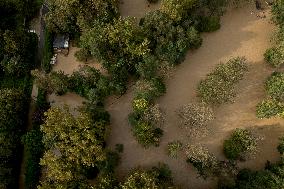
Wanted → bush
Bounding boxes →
[265,72,284,102]
[42,29,53,73]
[132,121,163,147]
[197,57,248,105]
[223,129,258,161]
[49,71,69,95]
[187,26,203,49]
[147,0,159,3]
[75,48,92,62]
[277,136,284,155]
[186,145,219,179]
[178,102,214,129]
[256,99,284,119]
[264,46,284,68]
[167,141,183,158]
[134,78,166,102]
[198,16,221,32]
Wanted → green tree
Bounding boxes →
[161,0,196,21]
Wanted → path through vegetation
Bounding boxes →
[106,3,284,189]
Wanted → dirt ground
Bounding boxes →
[48,46,106,110]
[106,3,284,189]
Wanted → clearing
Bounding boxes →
[45,1,284,188]
[106,2,284,189]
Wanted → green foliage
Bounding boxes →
[134,78,166,102]
[75,48,92,62]
[265,72,284,102]
[197,16,221,32]
[197,57,248,105]
[186,145,219,179]
[264,45,284,68]
[42,28,53,73]
[132,121,163,148]
[256,99,284,119]
[178,102,214,129]
[147,0,159,3]
[45,0,119,33]
[167,141,183,158]
[38,105,109,187]
[49,71,69,95]
[223,129,258,161]
[0,89,27,188]
[161,0,196,21]
[278,136,284,155]
[272,0,284,26]
[115,144,124,153]
[22,128,44,189]
[120,164,176,188]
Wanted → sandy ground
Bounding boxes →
[106,3,284,189]
[119,0,161,19]
[52,46,105,75]
[48,46,107,110]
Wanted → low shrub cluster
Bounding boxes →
[256,72,284,119]
[264,1,284,68]
[221,137,284,189]
[178,102,214,135]
[32,66,117,103]
[186,145,219,179]
[119,164,176,188]
[129,79,166,147]
[167,141,183,158]
[223,129,259,161]
[197,57,248,105]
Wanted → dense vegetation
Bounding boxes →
[0,0,40,188]
[223,129,259,161]
[197,57,248,105]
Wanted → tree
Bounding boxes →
[265,72,284,102]
[186,145,219,179]
[120,164,176,189]
[178,102,214,132]
[45,0,119,33]
[223,129,259,161]
[167,141,183,158]
[161,0,196,21]
[197,57,248,105]
[256,99,284,119]
[272,0,284,26]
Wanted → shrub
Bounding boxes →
[264,46,284,68]
[186,145,219,179]
[42,29,53,73]
[277,136,284,155]
[132,121,163,147]
[49,71,69,95]
[147,0,159,3]
[178,102,214,129]
[187,26,203,49]
[75,48,92,62]
[272,0,284,25]
[167,141,183,158]
[198,16,221,32]
[197,57,248,105]
[265,72,284,102]
[223,129,258,161]
[134,78,166,102]
[256,99,284,119]
[132,98,149,113]
[115,144,124,153]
